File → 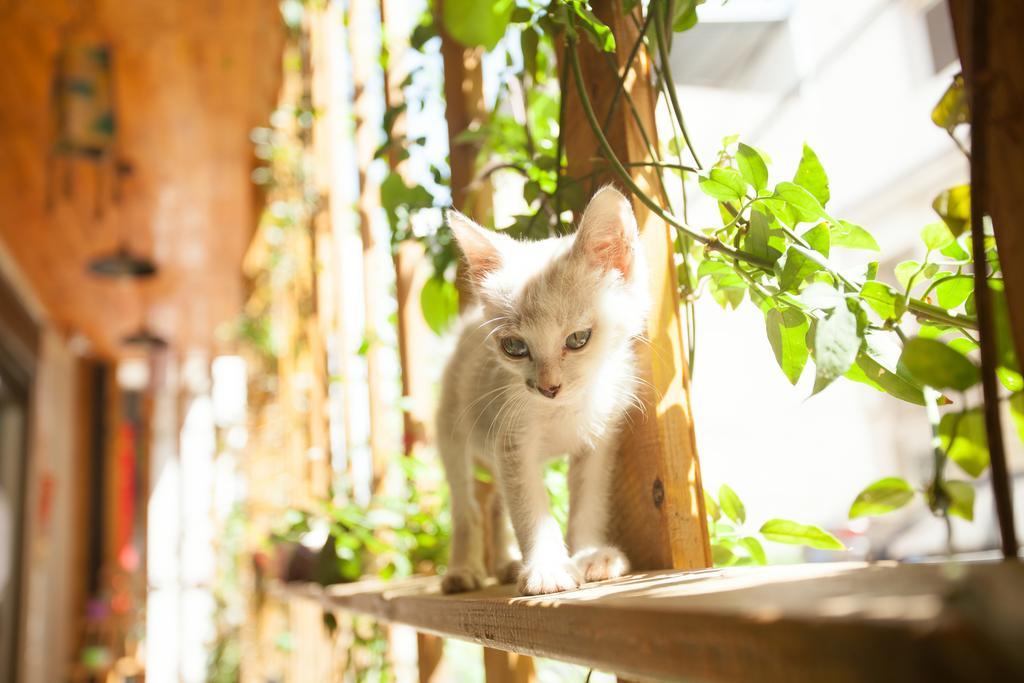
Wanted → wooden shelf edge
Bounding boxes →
[270,561,1024,683]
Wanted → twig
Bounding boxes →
[651,2,701,168]
[567,39,773,269]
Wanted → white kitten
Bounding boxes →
[437,187,649,596]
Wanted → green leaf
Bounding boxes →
[949,336,980,355]
[778,246,824,292]
[900,337,980,391]
[939,409,989,477]
[571,4,616,52]
[802,223,830,257]
[718,484,746,525]
[442,0,515,50]
[895,260,921,291]
[921,221,954,251]
[829,220,879,251]
[739,536,767,565]
[736,143,769,193]
[774,181,826,223]
[860,281,905,320]
[699,168,747,202]
[944,480,975,521]
[765,306,810,384]
[932,74,968,134]
[800,282,843,311]
[792,144,830,206]
[759,519,845,551]
[1010,393,1024,445]
[991,286,1019,372]
[711,543,736,567]
[941,237,971,262]
[744,210,779,263]
[420,277,459,336]
[999,367,1024,392]
[673,0,700,32]
[849,477,915,519]
[812,305,860,394]
[932,185,971,237]
[844,331,926,405]
[934,276,974,310]
[846,353,926,405]
[520,27,539,79]
[703,490,720,522]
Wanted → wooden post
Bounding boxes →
[379,1,452,677]
[309,0,358,484]
[562,0,711,571]
[949,1,1024,369]
[348,0,390,490]
[947,0,1021,559]
[381,0,435,459]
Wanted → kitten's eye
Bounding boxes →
[565,329,592,350]
[500,336,530,358]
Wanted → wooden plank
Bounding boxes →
[561,0,710,570]
[275,561,1024,683]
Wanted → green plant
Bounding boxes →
[412,2,1021,543]
[705,485,843,566]
[271,458,451,583]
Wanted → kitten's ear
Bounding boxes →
[573,186,639,278]
[447,210,509,282]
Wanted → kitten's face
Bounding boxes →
[449,187,648,403]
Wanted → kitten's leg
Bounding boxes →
[496,444,581,595]
[440,439,486,593]
[486,488,523,584]
[568,439,630,582]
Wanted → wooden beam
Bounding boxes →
[562,0,710,570]
[948,0,1024,369]
[274,562,1024,683]
[483,647,536,683]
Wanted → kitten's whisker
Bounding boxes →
[486,390,524,451]
[462,384,519,443]
[482,324,511,344]
[632,333,676,375]
[475,315,510,331]
[453,383,516,432]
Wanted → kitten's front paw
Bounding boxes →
[495,559,524,585]
[441,566,486,594]
[572,546,629,583]
[517,559,582,595]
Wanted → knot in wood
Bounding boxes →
[652,477,665,508]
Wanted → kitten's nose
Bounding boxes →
[538,384,561,399]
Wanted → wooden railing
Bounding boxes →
[268,560,1024,682]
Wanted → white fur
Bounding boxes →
[437,187,649,595]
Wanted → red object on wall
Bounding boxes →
[115,422,137,571]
